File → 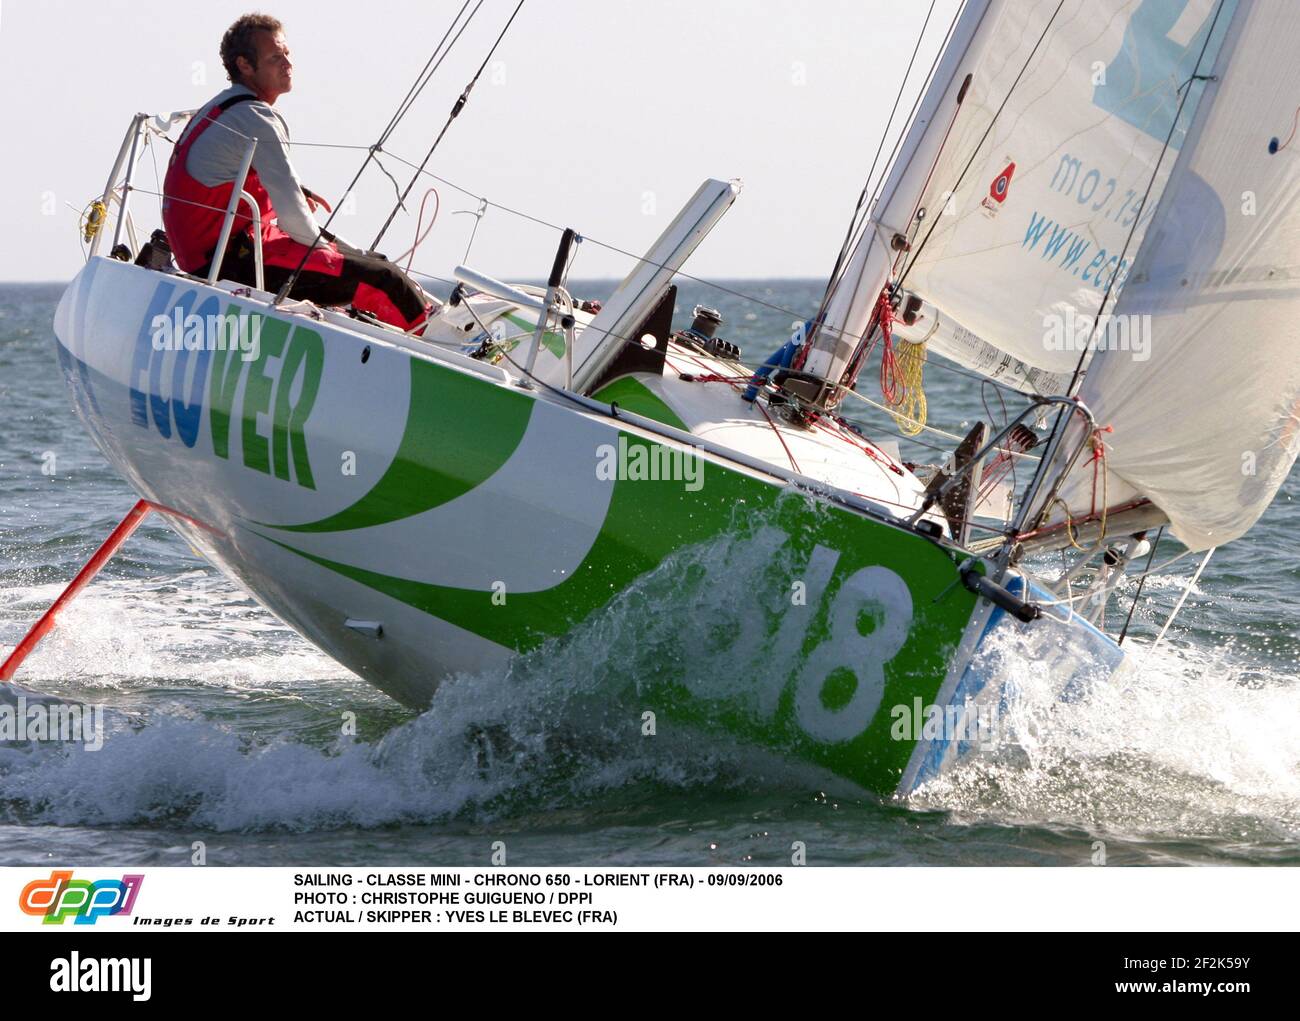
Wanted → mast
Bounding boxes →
[792,0,993,410]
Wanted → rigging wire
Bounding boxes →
[395,7,970,362]
[381,0,480,142]
[1033,543,1195,608]
[458,198,490,263]
[980,377,1018,496]
[283,123,1034,407]
[290,135,972,388]
[822,1,967,322]
[271,0,486,307]
[1143,546,1216,659]
[372,0,527,250]
[839,386,1038,458]
[1116,525,1163,645]
[91,168,1025,538]
[802,2,974,416]
[157,120,1044,429]
[862,6,967,223]
[99,6,1036,422]
[810,0,939,340]
[128,150,1034,422]
[122,20,1040,427]
[895,0,1066,292]
[1022,0,1229,538]
[381,151,1034,400]
[803,0,968,381]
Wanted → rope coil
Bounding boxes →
[888,338,928,436]
[81,199,109,244]
[867,289,928,437]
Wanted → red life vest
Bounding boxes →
[162,94,341,277]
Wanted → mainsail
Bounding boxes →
[1053,0,1300,550]
[802,0,1298,554]
[804,0,1236,392]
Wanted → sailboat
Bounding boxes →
[12,0,1299,799]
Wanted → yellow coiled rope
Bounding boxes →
[887,338,928,436]
[81,199,109,244]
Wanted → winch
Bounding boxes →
[674,305,741,360]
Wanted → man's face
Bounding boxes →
[238,30,293,102]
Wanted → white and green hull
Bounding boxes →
[52,258,1120,796]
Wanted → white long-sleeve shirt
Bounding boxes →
[181,84,350,249]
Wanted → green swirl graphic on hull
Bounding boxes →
[252,357,978,794]
[259,361,535,533]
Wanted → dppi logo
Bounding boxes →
[129,280,323,489]
[19,870,144,925]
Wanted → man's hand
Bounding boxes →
[303,188,333,215]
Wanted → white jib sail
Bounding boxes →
[1054,0,1300,551]
[852,0,1233,383]
[890,292,1072,395]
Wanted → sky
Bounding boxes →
[0,0,960,282]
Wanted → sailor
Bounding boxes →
[163,13,435,331]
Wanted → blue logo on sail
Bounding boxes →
[1093,0,1237,150]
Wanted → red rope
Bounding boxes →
[1087,425,1113,516]
[668,349,802,472]
[875,289,900,405]
[813,415,905,476]
[756,399,801,474]
[679,372,756,387]
[975,424,1045,508]
[671,344,905,479]
[667,352,754,391]
[674,360,898,476]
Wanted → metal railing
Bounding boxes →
[907,394,1101,563]
[95,113,264,291]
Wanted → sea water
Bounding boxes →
[2,280,1297,866]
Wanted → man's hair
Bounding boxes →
[220,13,283,84]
